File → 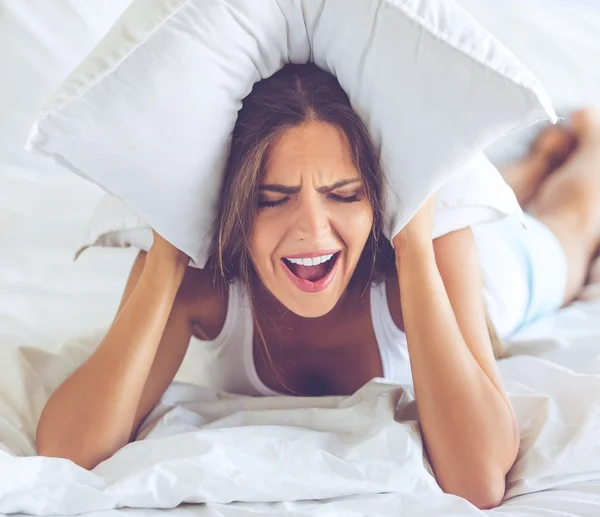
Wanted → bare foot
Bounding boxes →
[529,107,600,302]
[570,108,600,152]
[501,123,576,207]
[530,108,600,239]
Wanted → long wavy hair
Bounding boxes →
[208,64,397,388]
[211,63,394,292]
[208,63,506,374]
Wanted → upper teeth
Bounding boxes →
[286,254,334,266]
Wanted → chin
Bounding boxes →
[283,294,340,319]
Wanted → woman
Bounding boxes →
[36,64,600,509]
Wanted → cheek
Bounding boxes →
[336,202,373,246]
[249,214,281,267]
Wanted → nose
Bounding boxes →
[294,190,330,244]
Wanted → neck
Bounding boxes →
[249,278,366,350]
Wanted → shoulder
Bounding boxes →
[119,251,230,340]
[177,265,230,341]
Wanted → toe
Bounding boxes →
[531,123,577,167]
[570,108,600,143]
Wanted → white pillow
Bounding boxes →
[0,0,133,244]
[27,0,555,267]
[0,0,136,344]
[75,153,521,258]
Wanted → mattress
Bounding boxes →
[2,0,600,515]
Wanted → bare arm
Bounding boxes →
[394,203,519,510]
[36,234,192,470]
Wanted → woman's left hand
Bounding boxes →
[392,194,436,258]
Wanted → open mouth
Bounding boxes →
[282,251,340,282]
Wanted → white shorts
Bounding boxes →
[472,214,568,339]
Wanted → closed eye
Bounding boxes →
[329,193,361,203]
[258,192,362,208]
[258,196,289,208]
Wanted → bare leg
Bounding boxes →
[527,108,600,304]
[501,124,576,208]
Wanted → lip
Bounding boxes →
[282,249,341,260]
[281,252,341,293]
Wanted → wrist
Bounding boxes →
[145,248,188,281]
[395,241,442,301]
[394,237,435,266]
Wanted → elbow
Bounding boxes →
[440,425,519,509]
[36,438,103,470]
[36,413,132,471]
[456,477,506,510]
[444,469,507,510]
[36,431,114,471]
[37,447,100,471]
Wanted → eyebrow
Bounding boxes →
[259,178,361,195]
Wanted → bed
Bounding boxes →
[1,0,600,515]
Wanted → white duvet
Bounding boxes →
[2,0,600,516]
[3,313,600,516]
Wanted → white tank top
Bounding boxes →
[190,280,413,396]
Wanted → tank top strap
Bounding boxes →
[190,281,265,395]
[235,284,282,396]
[369,281,413,385]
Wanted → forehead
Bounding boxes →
[263,121,358,184]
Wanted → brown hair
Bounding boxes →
[210,64,507,377]
[212,63,394,292]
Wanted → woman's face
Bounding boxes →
[249,121,374,318]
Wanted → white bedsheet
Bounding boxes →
[2,0,600,516]
[3,323,600,516]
